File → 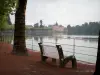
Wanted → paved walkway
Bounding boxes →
[0,42,95,75]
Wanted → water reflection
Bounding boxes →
[25,35,98,46]
[66,35,98,43]
[54,36,58,44]
[0,35,13,44]
[82,38,98,43]
[40,36,43,43]
[0,34,98,46]
[34,36,39,41]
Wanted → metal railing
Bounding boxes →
[40,37,97,65]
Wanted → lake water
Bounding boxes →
[25,35,98,64]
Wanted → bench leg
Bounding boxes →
[63,56,77,68]
[42,56,48,62]
[63,56,73,67]
[59,59,65,68]
[72,58,77,69]
[52,58,56,63]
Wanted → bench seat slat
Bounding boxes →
[43,45,59,59]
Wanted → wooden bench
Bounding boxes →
[38,43,77,68]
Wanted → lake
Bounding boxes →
[25,35,98,64]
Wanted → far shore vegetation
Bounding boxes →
[0,21,100,35]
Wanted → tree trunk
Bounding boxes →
[12,0,27,55]
[93,31,100,75]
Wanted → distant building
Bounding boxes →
[52,25,64,32]
[51,22,64,32]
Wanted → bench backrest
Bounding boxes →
[38,43,64,60]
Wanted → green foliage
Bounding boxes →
[34,23,39,28]
[5,25,14,30]
[0,23,14,30]
[0,0,17,15]
[0,0,17,30]
[25,25,33,30]
[0,15,7,30]
[67,22,100,35]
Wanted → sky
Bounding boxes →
[10,0,100,26]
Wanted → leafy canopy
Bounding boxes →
[0,0,17,15]
[0,0,17,30]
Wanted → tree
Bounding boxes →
[40,20,44,28]
[93,31,100,75]
[55,22,58,26]
[66,22,100,35]
[67,24,72,34]
[34,23,39,28]
[0,0,17,30]
[12,0,28,55]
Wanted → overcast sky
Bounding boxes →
[10,0,100,26]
